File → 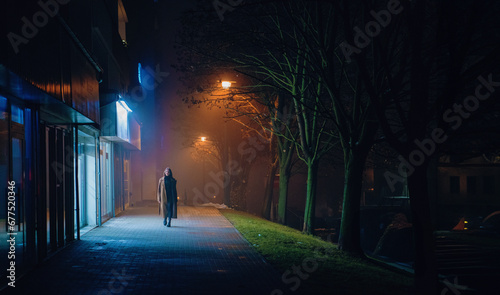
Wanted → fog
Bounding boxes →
[123,0,342,222]
[124,0,243,208]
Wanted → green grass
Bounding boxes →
[220,209,414,295]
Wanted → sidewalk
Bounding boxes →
[1,205,292,295]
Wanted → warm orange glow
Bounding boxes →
[201,137,206,142]
[221,81,231,89]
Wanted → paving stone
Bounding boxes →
[1,206,295,295]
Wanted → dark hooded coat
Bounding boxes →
[157,168,178,219]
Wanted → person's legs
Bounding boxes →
[163,203,168,226]
[167,202,174,227]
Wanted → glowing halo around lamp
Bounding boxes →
[221,81,231,89]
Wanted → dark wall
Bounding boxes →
[1,0,100,123]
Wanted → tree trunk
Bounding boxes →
[232,178,248,210]
[338,149,365,256]
[407,163,438,295]
[262,161,278,219]
[277,143,293,225]
[277,161,291,224]
[303,160,319,234]
[223,172,231,206]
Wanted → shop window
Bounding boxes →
[0,95,7,120]
[11,104,24,124]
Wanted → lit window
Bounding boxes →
[11,104,24,124]
[0,95,7,120]
[116,101,129,141]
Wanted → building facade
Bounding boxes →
[0,0,141,286]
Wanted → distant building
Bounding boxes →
[437,155,500,229]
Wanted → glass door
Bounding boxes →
[100,141,113,222]
[77,142,87,227]
[76,129,98,233]
[11,137,25,263]
[0,96,10,281]
[123,156,130,209]
[9,101,26,266]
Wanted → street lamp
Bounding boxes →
[199,136,207,196]
[219,81,232,206]
[220,80,236,90]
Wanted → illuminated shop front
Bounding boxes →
[100,96,141,220]
[0,59,100,285]
[0,0,101,283]
[0,0,137,288]
[0,94,32,278]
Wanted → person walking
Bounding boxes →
[157,167,178,227]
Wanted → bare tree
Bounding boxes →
[345,0,500,293]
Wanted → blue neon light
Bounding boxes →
[138,63,142,85]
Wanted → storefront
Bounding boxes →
[0,14,101,281]
[100,96,141,218]
[0,1,140,288]
[0,94,34,274]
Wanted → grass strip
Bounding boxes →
[220,209,414,295]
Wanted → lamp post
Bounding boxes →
[200,136,207,193]
[220,80,234,206]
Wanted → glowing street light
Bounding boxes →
[201,136,207,142]
[221,81,232,89]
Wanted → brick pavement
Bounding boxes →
[1,205,294,295]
